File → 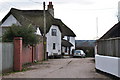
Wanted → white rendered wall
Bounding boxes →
[46,25,61,56]
[62,47,65,53]
[1,14,20,27]
[69,37,75,54]
[95,54,120,78]
[63,36,67,40]
[63,36,75,55]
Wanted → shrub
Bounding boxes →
[2,24,40,46]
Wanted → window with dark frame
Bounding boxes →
[52,29,57,36]
[67,36,70,41]
[53,43,56,49]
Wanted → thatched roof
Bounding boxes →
[62,39,73,47]
[100,21,120,39]
[1,8,76,37]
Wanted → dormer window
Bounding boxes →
[52,29,57,36]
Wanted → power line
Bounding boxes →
[0,2,17,12]
[71,7,117,12]
[29,0,42,4]
[5,2,17,8]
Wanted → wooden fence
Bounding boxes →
[97,37,120,57]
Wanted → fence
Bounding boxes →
[0,36,44,73]
[34,43,44,61]
[97,37,120,57]
[22,45,33,64]
[0,42,14,73]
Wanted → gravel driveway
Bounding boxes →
[2,58,112,79]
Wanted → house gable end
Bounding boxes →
[46,25,61,56]
[46,25,61,37]
[1,14,20,27]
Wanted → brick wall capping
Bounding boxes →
[14,37,22,40]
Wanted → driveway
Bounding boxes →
[2,58,112,79]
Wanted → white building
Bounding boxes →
[95,22,120,78]
[0,2,76,57]
[62,36,75,55]
[46,25,61,57]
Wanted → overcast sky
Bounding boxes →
[0,0,120,40]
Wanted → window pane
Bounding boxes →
[52,29,57,36]
[53,43,56,49]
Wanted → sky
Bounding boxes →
[0,0,120,40]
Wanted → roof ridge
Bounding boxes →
[1,8,76,37]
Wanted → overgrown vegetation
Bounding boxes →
[2,24,40,46]
[76,47,95,57]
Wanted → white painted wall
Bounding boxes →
[62,47,65,52]
[35,27,42,35]
[69,37,75,54]
[63,36,67,40]
[1,14,20,27]
[95,54,120,78]
[46,25,61,56]
[63,36,75,55]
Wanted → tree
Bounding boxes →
[2,24,40,46]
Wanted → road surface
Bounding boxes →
[2,58,112,79]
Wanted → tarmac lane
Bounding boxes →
[2,58,112,79]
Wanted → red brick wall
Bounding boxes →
[35,43,44,61]
[16,42,44,65]
[22,43,44,64]
[22,45,33,64]
[14,36,44,71]
[14,37,23,71]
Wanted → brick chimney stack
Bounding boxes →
[47,2,54,17]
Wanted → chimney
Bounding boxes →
[47,2,54,17]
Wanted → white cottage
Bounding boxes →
[46,25,61,57]
[0,2,76,58]
[62,36,75,55]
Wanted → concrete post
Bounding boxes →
[14,37,22,71]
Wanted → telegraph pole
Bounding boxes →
[43,2,47,60]
[96,17,99,39]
